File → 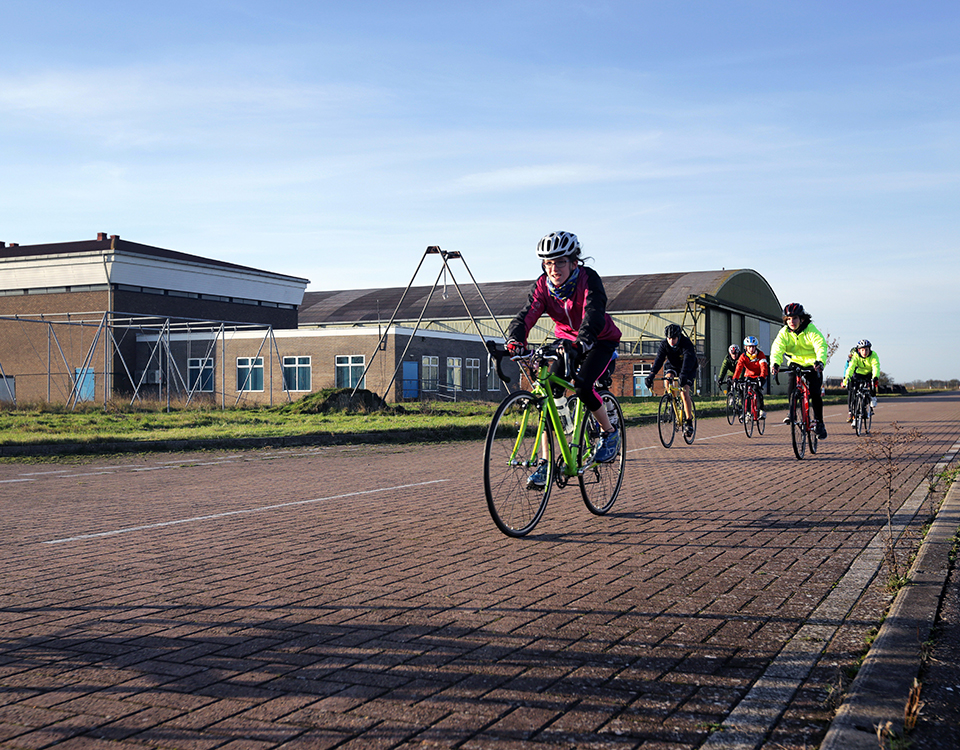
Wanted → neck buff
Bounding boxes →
[547,266,580,301]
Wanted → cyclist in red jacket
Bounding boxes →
[733,335,769,420]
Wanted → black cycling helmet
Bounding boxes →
[783,302,805,317]
[665,324,682,339]
[536,231,581,261]
[857,339,872,349]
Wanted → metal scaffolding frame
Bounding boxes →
[350,246,511,399]
[0,310,297,410]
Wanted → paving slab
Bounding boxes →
[0,392,958,749]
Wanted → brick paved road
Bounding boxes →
[1,393,958,749]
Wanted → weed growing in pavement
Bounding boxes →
[858,422,923,592]
[903,678,924,733]
[876,718,916,750]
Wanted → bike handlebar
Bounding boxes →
[773,363,818,386]
[485,340,568,385]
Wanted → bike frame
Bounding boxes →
[516,351,588,478]
[743,379,760,417]
[667,379,686,423]
[784,364,816,429]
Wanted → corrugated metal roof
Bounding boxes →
[300,269,774,325]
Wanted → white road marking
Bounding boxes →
[42,479,450,545]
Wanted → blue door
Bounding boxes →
[75,368,95,401]
[402,361,419,398]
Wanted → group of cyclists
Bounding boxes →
[714,314,881,434]
[504,230,880,488]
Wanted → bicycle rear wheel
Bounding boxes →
[757,398,766,435]
[658,393,676,448]
[790,390,806,460]
[578,391,625,515]
[483,391,553,537]
[808,419,819,454]
[682,398,697,444]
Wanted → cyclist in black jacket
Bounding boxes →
[645,324,698,437]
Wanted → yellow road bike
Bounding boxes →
[657,375,696,448]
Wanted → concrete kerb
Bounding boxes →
[702,437,960,750]
[821,440,960,750]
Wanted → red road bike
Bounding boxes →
[778,364,818,460]
[739,378,766,438]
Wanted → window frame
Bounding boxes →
[422,355,439,392]
[282,355,312,392]
[335,354,366,389]
[188,357,215,393]
[464,358,480,392]
[236,356,264,392]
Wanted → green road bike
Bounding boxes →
[483,342,626,538]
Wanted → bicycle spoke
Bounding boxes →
[658,392,676,448]
[483,391,552,536]
[579,391,625,515]
[790,390,806,459]
[682,398,697,444]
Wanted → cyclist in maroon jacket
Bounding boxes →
[506,231,622,486]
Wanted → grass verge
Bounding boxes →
[0,389,852,457]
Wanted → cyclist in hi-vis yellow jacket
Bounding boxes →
[770,302,829,439]
[842,339,880,423]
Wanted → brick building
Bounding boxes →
[1,234,784,406]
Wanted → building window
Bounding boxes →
[641,340,660,356]
[336,355,365,389]
[237,357,264,392]
[188,358,214,392]
[487,356,501,391]
[447,357,462,394]
[465,358,480,391]
[283,356,312,391]
[422,356,439,391]
[634,363,652,397]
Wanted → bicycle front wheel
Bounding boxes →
[658,393,677,448]
[483,390,553,537]
[790,390,806,460]
[682,398,697,444]
[743,392,755,438]
[725,389,737,425]
[578,391,625,515]
[854,393,865,436]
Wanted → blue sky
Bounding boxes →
[2,1,958,383]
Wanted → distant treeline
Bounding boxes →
[905,379,960,390]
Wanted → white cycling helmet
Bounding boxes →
[536,231,581,260]
[743,336,759,348]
